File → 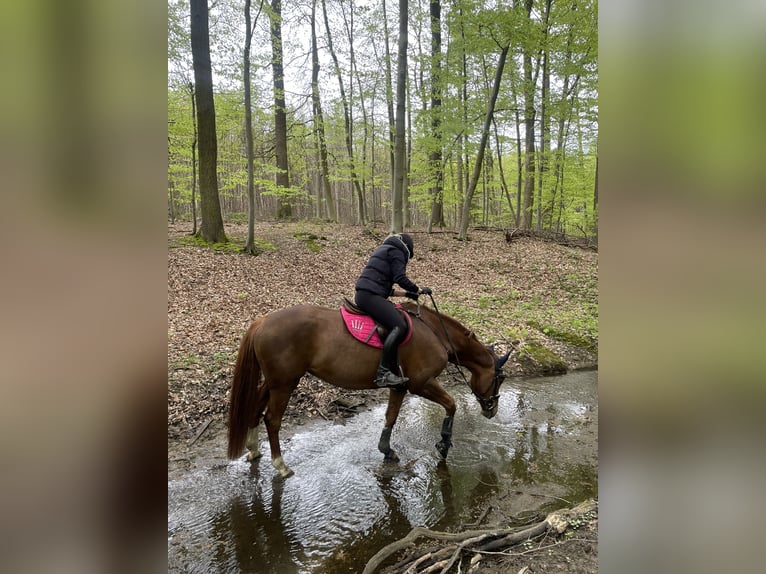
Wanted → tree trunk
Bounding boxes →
[311,0,336,222]
[458,44,509,240]
[322,0,366,224]
[190,0,226,243]
[536,0,552,232]
[187,82,198,235]
[520,0,536,232]
[270,0,292,219]
[381,0,396,200]
[391,0,408,234]
[428,0,445,231]
[243,0,262,254]
[492,116,516,223]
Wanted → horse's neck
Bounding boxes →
[419,308,470,352]
[418,308,491,369]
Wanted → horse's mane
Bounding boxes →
[403,302,475,339]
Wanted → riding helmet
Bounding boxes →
[400,233,414,259]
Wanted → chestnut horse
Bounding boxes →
[227,301,510,478]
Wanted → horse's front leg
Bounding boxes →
[378,388,407,462]
[436,416,454,459]
[414,378,457,459]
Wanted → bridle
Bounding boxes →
[415,294,506,413]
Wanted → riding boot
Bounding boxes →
[375,326,409,388]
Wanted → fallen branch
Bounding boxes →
[362,499,597,574]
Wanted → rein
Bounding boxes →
[414,294,501,412]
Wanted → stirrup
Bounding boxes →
[375,367,409,388]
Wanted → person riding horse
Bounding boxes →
[355,233,432,388]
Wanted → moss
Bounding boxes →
[526,320,597,351]
[172,234,241,254]
[293,231,323,253]
[518,342,568,375]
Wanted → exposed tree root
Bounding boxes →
[362,499,597,574]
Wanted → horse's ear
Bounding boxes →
[496,350,511,369]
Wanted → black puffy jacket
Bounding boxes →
[355,235,419,297]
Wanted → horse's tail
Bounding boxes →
[227,318,266,459]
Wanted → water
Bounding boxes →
[168,370,597,573]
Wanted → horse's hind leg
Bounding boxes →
[245,427,262,461]
[378,389,406,462]
[264,385,297,478]
[245,385,270,461]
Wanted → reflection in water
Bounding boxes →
[168,370,597,574]
[211,469,302,573]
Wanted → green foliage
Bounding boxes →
[166,0,597,229]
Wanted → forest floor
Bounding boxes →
[167,220,598,572]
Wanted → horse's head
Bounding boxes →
[472,347,511,419]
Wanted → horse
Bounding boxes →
[227,300,510,478]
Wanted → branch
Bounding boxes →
[363,499,597,574]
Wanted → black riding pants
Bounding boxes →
[354,289,407,343]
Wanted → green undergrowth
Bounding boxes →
[516,342,568,374]
[293,231,326,253]
[526,319,597,351]
[172,234,276,254]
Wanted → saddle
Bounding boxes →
[340,297,413,349]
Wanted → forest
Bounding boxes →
[168,0,597,243]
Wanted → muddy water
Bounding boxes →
[168,370,597,573]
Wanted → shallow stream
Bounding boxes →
[168,369,597,573]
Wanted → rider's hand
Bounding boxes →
[405,291,419,300]
[419,287,432,295]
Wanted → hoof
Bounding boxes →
[246,450,263,462]
[272,456,294,478]
[436,442,450,459]
[383,450,400,462]
[279,467,295,478]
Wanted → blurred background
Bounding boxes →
[0,0,764,572]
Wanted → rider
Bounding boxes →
[355,233,432,388]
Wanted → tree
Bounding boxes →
[243,0,263,254]
[427,0,445,230]
[190,0,226,243]
[269,0,292,219]
[187,82,198,234]
[458,43,509,240]
[311,0,336,221]
[519,0,536,232]
[321,0,365,224]
[391,0,409,234]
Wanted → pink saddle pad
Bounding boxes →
[340,305,413,349]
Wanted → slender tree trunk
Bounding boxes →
[458,44,509,240]
[519,0,536,232]
[190,0,226,243]
[382,0,396,198]
[492,116,516,223]
[322,0,366,224]
[270,0,292,219]
[187,82,198,235]
[593,152,598,241]
[311,0,336,221]
[428,0,445,230]
[391,0,408,234]
[536,0,552,232]
[243,0,262,254]
[168,179,176,223]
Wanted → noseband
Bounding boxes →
[475,369,505,412]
